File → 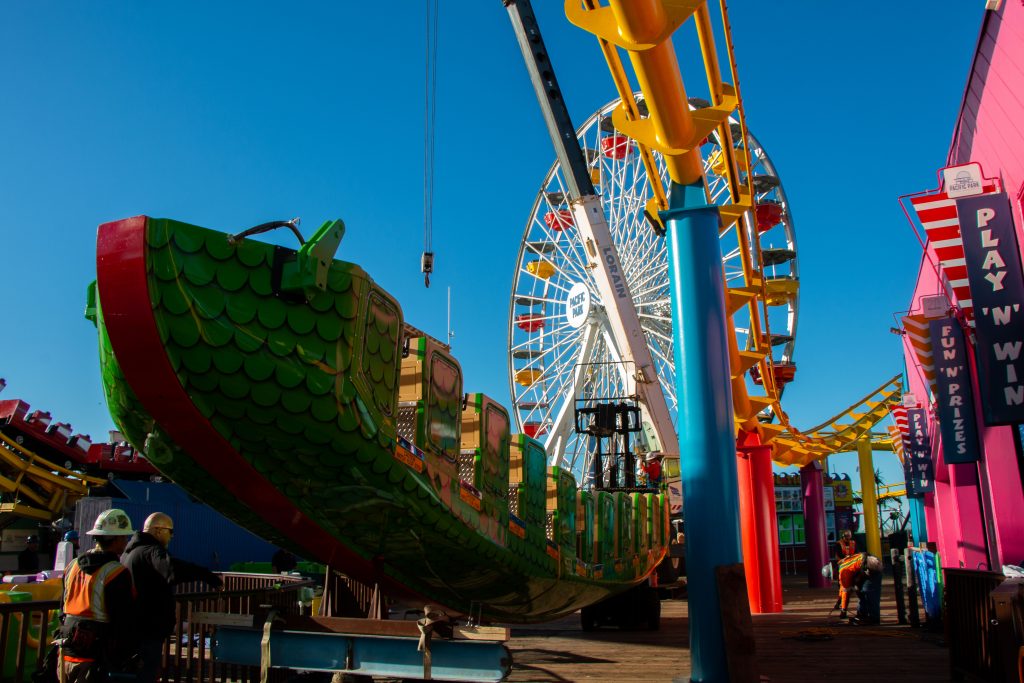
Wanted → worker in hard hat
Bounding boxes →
[851,554,885,626]
[59,508,137,681]
[836,529,857,558]
[63,529,81,557]
[836,551,883,622]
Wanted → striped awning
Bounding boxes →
[889,404,909,439]
[902,314,938,398]
[909,183,997,325]
[887,425,905,464]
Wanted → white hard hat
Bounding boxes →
[86,508,135,536]
[821,563,833,580]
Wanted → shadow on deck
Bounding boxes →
[505,576,949,682]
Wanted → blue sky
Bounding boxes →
[0,2,984,497]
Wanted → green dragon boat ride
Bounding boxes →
[88,215,670,622]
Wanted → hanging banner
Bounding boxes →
[904,408,934,494]
[929,318,981,463]
[957,191,1024,425]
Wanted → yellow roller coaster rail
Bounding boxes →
[0,433,105,521]
[567,0,899,467]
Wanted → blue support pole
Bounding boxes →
[909,495,928,543]
[661,181,743,683]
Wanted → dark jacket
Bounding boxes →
[121,531,221,639]
[61,549,136,662]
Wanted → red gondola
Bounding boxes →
[750,363,797,386]
[544,210,573,231]
[755,202,783,232]
[523,422,549,438]
[516,313,544,332]
[600,135,632,159]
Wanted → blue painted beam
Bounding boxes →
[661,180,743,683]
[215,627,511,683]
[909,495,928,543]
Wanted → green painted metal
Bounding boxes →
[93,216,669,622]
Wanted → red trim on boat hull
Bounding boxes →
[95,216,409,595]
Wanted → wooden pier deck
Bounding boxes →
[504,577,949,682]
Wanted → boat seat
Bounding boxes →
[460,394,510,498]
[398,337,462,461]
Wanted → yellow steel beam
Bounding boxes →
[0,433,105,522]
[567,1,904,468]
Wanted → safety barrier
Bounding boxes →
[0,572,317,683]
[0,600,61,683]
[944,569,1023,682]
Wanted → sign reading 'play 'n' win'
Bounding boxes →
[956,191,1024,425]
[928,318,980,463]
[904,408,934,495]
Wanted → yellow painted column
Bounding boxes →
[857,438,882,557]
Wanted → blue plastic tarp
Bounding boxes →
[913,551,942,618]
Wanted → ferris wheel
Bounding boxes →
[507,95,799,484]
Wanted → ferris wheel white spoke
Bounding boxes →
[618,229,662,277]
[628,265,670,299]
[641,324,675,347]
[543,322,599,467]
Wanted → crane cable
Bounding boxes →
[421,0,440,287]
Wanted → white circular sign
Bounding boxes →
[565,282,590,329]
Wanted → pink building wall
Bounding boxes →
[903,1,1024,568]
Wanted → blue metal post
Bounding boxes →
[661,181,743,683]
[909,495,928,543]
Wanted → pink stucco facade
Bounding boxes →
[903,1,1024,568]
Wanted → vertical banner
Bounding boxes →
[904,408,934,494]
[956,192,1024,424]
[928,318,981,463]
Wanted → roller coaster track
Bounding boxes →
[567,0,899,466]
[0,433,104,521]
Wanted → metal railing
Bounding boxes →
[162,572,315,683]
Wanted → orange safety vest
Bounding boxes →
[63,558,127,623]
[838,552,866,589]
[838,538,857,557]
[836,552,866,611]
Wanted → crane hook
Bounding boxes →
[421,251,434,288]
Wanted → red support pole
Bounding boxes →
[750,444,783,613]
[736,448,761,612]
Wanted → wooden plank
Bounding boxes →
[192,612,255,627]
[716,563,758,683]
[210,612,510,642]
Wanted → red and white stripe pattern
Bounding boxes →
[901,314,938,397]
[909,183,997,324]
[889,404,909,441]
